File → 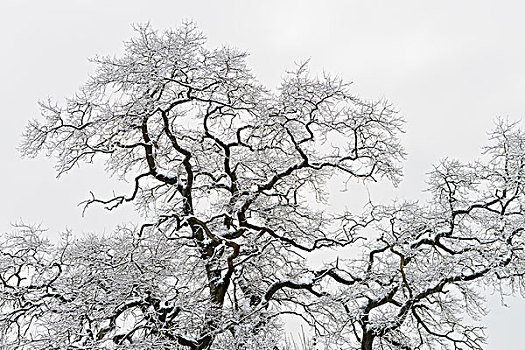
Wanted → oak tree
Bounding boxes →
[2,23,525,350]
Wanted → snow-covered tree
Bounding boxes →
[2,23,525,350]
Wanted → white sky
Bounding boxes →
[1,1,524,348]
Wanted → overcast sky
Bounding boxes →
[1,1,524,348]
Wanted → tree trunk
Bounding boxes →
[361,331,375,350]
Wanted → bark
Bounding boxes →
[361,331,375,350]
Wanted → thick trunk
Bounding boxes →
[188,218,237,349]
[361,331,375,350]
[194,259,228,350]
[197,246,233,350]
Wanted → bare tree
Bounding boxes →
[2,23,525,350]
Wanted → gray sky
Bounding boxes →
[1,1,524,347]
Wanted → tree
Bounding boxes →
[1,22,525,350]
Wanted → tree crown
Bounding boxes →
[2,23,525,350]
